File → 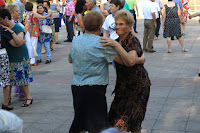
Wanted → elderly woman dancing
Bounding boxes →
[101,10,150,133]
[69,10,145,133]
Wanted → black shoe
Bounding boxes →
[135,31,138,33]
[55,41,60,44]
[143,49,147,52]
[64,39,72,42]
[45,60,51,64]
[2,104,13,111]
[36,60,41,63]
[149,50,157,53]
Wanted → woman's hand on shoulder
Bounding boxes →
[100,37,120,47]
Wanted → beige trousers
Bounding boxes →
[143,19,155,51]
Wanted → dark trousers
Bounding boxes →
[130,9,137,31]
[155,13,161,37]
[65,15,74,40]
[59,13,66,27]
[70,85,108,133]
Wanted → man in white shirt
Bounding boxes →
[143,0,157,53]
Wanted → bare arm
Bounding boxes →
[100,4,109,16]
[68,10,75,22]
[2,25,26,47]
[177,5,182,22]
[100,37,138,66]
[103,30,110,38]
[68,56,72,63]
[33,12,51,19]
[162,6,166,29]
[77,14,85,30]
[56,0,61,12]
[189,12,200,19]
[135,4,139,17]
[152,12,157,28]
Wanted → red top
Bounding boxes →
[182,0,190,10]
[0,0,5,6]
[28,12,40,37]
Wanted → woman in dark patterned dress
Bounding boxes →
[101,10,150,133]
[162,0,187,53]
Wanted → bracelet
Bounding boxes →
[11,31,15,34]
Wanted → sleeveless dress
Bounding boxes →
[163,4,182,38]
[108,32,151,132]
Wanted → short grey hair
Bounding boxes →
[90,0,96,5]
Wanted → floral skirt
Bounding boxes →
[0,53,10,87]
[10,59,33,86]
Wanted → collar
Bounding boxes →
[12,19,19,24]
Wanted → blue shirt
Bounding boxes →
[91,6,101,12]
[69,34,118,86]
[173,0,183,9]
[38,12,53,43]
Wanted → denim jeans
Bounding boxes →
[130,9,137,31]
[59,13,66,28]
[65,15,75,40]
[37,41,51,60]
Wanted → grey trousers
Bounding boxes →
[143,19,155,51]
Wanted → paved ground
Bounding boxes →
[1,18,200,133]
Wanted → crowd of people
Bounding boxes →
[0,0,199,132]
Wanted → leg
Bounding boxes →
[50,41,53,50]
[20,85,33,107]
[178,37,187,52]
[143,20,148,51]
[147,20,155,51]
[59,13,62,28]
[41,43,46,53]
[157,13,161,35]
[133,10,137,32]
[2,85,13,110]
[67,16,75,40]
[20,85,31,99]
[182,23,186,34]
[3,85,11,105]
[44,41,51,61]
[37,41,42,60]
[54,18,60,43]
[167,37,172,53]
[155,18,160,38]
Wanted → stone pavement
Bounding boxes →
[0,18,200,133]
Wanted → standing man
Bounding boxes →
[154,0,162,40]
[64,0,75,42]
[50,0,61,44]
[143,0,157,53]
[13,0,26,23]
[171,0,183,40]
[86,0,101,12]
[126,0,139,33]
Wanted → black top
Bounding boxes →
[0,26,13,49]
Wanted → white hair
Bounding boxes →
[0,110,23,133]
[101,128,120,133]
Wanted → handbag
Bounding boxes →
[42,25,52,34]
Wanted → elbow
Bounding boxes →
[126,60,137,67]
